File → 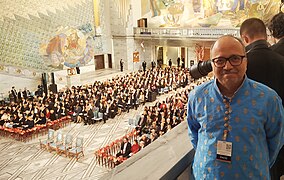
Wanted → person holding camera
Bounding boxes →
[187,35,284,179]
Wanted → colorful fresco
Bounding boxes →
[40,26,95,70]
[143,0,281,28]
[0,0,99,73]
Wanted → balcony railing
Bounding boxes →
[134,27,240,39]
[101,121,195,180]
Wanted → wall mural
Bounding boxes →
[40,25,95,70]
[0,0,99,73]
[143,0,281,28]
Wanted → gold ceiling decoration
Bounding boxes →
[144,0,281,28]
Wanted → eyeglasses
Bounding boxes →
[212,55,246,68]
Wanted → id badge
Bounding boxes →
[216,140,232,163]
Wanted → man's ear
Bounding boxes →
[241,35,249,45]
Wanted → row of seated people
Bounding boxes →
[1,67,191,128]
[56,67,191,125]
[94,82,209,168]
[113,81,217,166]
[68,67,190,125]
[0,99,67,130]
[135,88,190,138]
[114,135,153,166]
[94,129,153,168]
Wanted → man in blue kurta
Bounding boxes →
[187,35,284,179]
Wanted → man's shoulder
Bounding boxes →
[189,80,213,96]
[247,78,279,95]
[270,42,284,56]
[248,47,284,64]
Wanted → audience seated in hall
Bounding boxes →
[1,67,193,132]
[94,76,213,168]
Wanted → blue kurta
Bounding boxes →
[187,77,284,179]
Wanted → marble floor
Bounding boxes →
[0,68,166,180]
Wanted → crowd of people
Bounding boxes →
[1,11,284,179]
[0,67,191,132]
[110,82,212,166]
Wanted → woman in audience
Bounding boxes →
[130,139,140,156]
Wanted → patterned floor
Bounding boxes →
[0,111,136,180]
[0,68,165,180]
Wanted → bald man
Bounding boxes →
[187,35,284,179]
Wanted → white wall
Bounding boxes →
[165,47,179,66]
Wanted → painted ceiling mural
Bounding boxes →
[142,0,281,28]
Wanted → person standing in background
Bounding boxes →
[142,60,147,72]
[76,66,81,74]
[177,57,181,67]
[17,89,22,103]
[151,60,156,70]
[181,57,185,68]
[187,35,284,179]
[120,59,124,72]
[11,87,17,102]
[267,12,284,179]
[168,59,172,68]
[268,12,284,56]
[240,18,284,180]
[240,18,284,105]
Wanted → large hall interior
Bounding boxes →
[0,0,284,179]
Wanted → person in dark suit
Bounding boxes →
[177,57,181,67]
[86,106,94,124]
[240,18,284,105]
[36,112,47,125]
[181,58,185,68]
[268,12,284,180]
[17,89,22,102]
[142,61,147,72]
[120,59,124,72]
[240,17,284,180]
[11,87,17,102]
[76,66,81,74]
[116,137,132,158]
[168,59,172,67]
[268,12,284,56]
[151,60,156,70]
[22,88,28,100]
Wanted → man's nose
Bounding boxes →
[223,60,233,69]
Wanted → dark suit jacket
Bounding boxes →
[120,142,131,157]
[270,38,284,57]
[246,40,284,106]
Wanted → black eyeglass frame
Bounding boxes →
[211,55,246,68]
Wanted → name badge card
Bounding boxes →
[216,140,232,163]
